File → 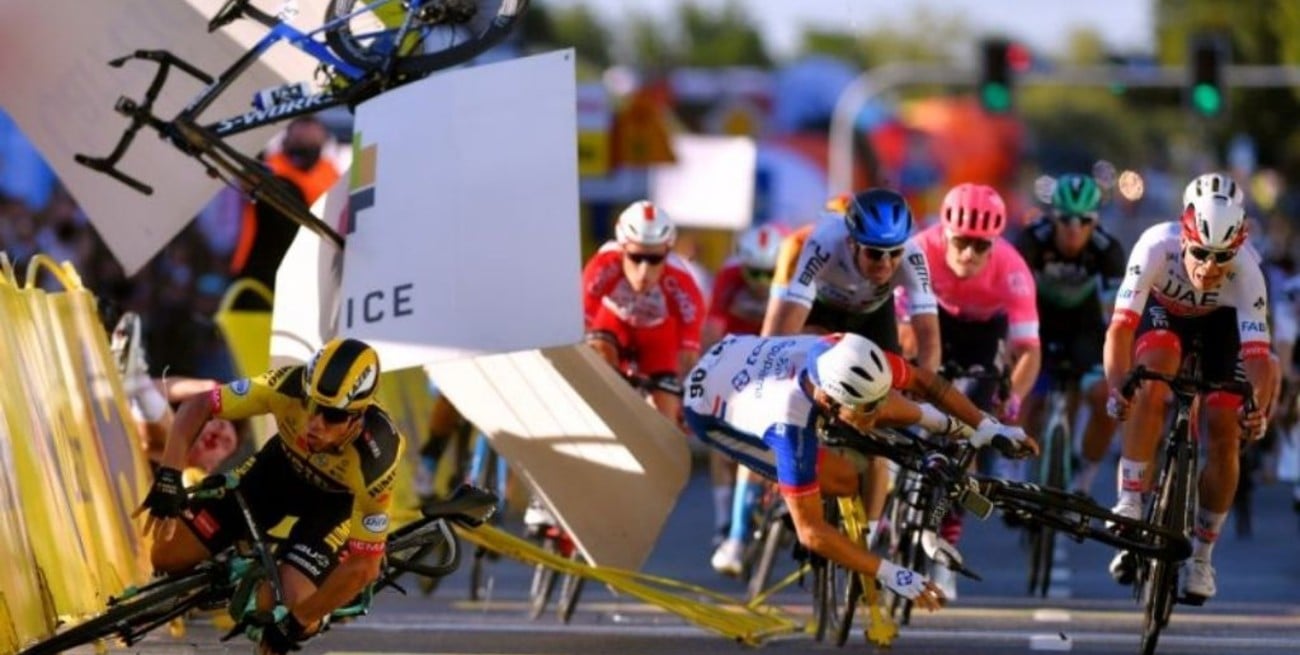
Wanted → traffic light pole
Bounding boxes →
[827,63,1300,195]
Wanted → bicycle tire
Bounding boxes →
[19,571,213,655]
[528,537,559,621]
[324,0,530,79]
[746,510,787,601]
[467,446,498,602]
[833,573,861,647]
[556,566,585,624]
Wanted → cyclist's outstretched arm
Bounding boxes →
[897,365,986,429]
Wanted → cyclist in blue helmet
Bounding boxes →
[764,188,939,371]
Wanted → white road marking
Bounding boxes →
[1029,633,1073,651]
[1032,608,1071,622]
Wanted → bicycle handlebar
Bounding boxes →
[1120,365,1256,413]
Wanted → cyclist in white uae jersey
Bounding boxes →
[682,333,1036,606]
[1103,174,1277,602]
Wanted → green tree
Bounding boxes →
[622,1,770,69]
[518,2,612,77]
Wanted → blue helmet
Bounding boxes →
[844,188,913,247]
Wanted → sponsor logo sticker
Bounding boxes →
[362,513,390,533]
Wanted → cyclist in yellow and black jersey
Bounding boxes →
[140,337,406,654]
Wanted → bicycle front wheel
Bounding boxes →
[325,0,530,79]
[20,571,213,655]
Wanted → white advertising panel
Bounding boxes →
[340,50,582,371]
[269,175,349,367]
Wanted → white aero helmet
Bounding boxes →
[809,333,893,409]
[736,225,784,270]
[1181,192,1247,250]
[1183,173,1244,210]
[616,200,676,247]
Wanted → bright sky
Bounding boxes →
[541,0,1155,60]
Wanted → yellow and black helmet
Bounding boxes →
[303,338,380,411]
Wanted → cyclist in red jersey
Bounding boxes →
[582,200,705,423]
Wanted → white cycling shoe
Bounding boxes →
[1107,500,1143,585]
[1180,558,1216,604]
[710,538,745,577]
[930,562,957,602]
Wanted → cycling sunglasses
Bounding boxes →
[1188,245,1236,264]
[857,243,905,262]
[948,234,994,254]
[743,267,774,284]
[1054,212,1098,227]
[624,251,667,265]
[309,402,359,424]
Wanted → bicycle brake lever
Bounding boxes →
[921,530,983,582]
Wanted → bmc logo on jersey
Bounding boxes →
[798,244,831,286]
[907,252,931,293]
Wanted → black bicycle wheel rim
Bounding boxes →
[528,538,559,620]
[324,0,529,78]
[834,572,861,646]
[20,572,212,655]
[557,570,585,624]
[747,519,784,601]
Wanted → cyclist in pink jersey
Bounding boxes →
[906,183,1042,600]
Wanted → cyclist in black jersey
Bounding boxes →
[1015,174,1126,494]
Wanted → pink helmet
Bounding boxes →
[940,183,1008,238]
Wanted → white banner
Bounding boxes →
[0,1,331,274]
[648,134,757,230]
[340,49,582,371]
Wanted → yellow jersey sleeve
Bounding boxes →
[209,366,301,420]
[343,407,407,555]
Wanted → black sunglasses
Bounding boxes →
[624,252,667,265]
[949,234,994,254]
[312,404,359,424]
[1188,246,1236,264]
[743,267,774,283]
[858,244,905,261]
[1055,213,1097,227]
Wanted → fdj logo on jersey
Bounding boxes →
[798,244,831,285]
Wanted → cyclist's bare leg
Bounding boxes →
[149,522,213,573]
[861,455,889,522]
[1076,378,1119,494]
[708,450,736,536]
[1119,335,1181,474]
[1200,401,1242,514]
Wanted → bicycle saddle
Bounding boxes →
[421,483,499,525]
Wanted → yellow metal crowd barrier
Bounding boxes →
[0,254,151,654]
[456,523,803,645]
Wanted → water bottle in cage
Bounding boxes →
[252,81,312,111]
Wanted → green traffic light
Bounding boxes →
[981,82,1012,113]
[1192,82,1222,116]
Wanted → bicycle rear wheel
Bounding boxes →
[746,504,789,601]
[19,571,213,655]
[325,0,530,79]
[833,573,862,646]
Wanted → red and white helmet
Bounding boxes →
[1181,193,1247,251]
[616,200,676,247]
[735,225,784,270]
[940,183,1007,239]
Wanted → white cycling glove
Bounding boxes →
[876,559,932,601]
[969,416,1027,449]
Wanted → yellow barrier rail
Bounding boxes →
[455,524,802,645]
